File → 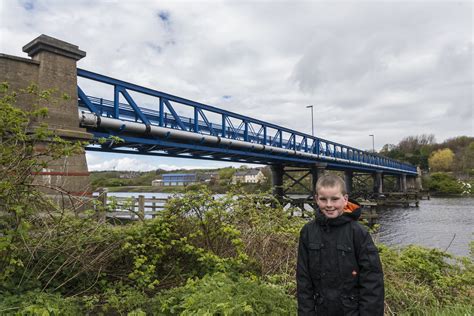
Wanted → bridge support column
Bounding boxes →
[344,170,353,194]
[310,164,326,197]
[271,165,284,201]
[373,171,383,194]
[415,166,423,190]
[406,176,416,190]
[400,174,407,193]
[1,35,92,209]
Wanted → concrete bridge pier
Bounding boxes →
[400,174,407,193]
[310,163,327,197]
[406,176,416,191]
[271,164,285,201]
[344,170,353,194]
[0,35,92,210]
[415,166,423,190]
[373,171,383,195]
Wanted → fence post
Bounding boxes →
[138,195,145,221]
[98,190,107,222]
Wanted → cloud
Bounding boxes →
[1,0,472,163]
[86,152,247,171]
[88,157,156,172]
[87,155,217,172]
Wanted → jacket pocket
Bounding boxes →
[337,243,357,277]
[341,294,359,315]
[309,243,322,250]
[308,243,322,277]
[336,243,353,256]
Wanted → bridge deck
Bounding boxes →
[77,68,417,175]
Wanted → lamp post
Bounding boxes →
[369,134,375,153]
[306,105,314,136]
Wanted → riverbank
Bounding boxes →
[2,189,472,315]
[103,191,473,258]
[102,183,269,194]
[104,185,185,193]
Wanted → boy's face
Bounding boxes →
[315,185,349,219]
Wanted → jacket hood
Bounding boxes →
[315,199,362,226]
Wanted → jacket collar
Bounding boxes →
[315,199,362,226]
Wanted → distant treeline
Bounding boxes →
[379,135,474,195]
[379,134,473,175]
[91,166,273,193]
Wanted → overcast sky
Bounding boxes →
[1,0,472,171]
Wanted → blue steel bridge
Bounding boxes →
[77,68,416,180]
[0,33,419,207]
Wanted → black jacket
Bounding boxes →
[297,202,384,315]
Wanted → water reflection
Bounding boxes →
[376,197,473,257]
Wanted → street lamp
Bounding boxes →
[306,105,314,136]
[369,134,375,153]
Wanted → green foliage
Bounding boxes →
[0,290,84,315]
[218,167,236,181]
[381,244,474,314]
[424,172,464,195]
[454,141,474,175]
[91,170,158,188]
[380,135,474,177]
[0,83,85,294]
[154,272,297,315]
[380,134,436,170]
[1,90,473,315]
[398,304,474,316]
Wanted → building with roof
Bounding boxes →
[232,169,266,184]
[198,172,220,184]
[153,173,198,186]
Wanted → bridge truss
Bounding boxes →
[77,68,417,176]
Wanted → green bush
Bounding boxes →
[1,90,472,316]
[381,244,474,313]
[0,291,84,315]
[153,272,297,315]
[424,172,464,195]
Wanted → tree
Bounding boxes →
[0,82,86,292]
[398,134,436,153]
[428,148,454,172]
[454,141,474,175]
[379,135,436,170]
[218,167,236,180]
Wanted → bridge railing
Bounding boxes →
[77,69,417,174]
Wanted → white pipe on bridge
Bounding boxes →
[80,112,315,157]
[80,112,409,173]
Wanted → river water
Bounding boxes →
[375,197,473,257]
[107,192,473,257]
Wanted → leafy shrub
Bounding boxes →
[381,244,474,314]
[0,83,87,294]
[0,291,83,315]
[1,89,472,315]
[424,172,464,194]
[153,272,297,315]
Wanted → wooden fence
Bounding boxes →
[97,192,168,221]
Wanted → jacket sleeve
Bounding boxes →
[297,224,316,315]
[354,224,385,316]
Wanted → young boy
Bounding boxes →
[297,174,384,315]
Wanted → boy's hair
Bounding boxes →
[315,174,347,195]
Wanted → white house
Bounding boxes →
[232,169,266,184]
